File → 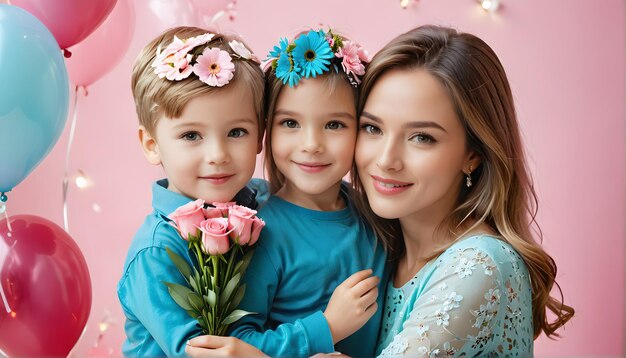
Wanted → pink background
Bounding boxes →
[4,0,624,356]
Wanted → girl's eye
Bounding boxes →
[279,119,299,129]
[410,133,435,144]
[360,124,382,135]
[182,132,201,141]
[326,121,346,130]
[228,128,249,138]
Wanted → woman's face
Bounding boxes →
[355,68,476,222]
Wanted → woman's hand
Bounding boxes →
[185,335,267,357]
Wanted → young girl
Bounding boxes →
[352,25,575,356]
[222,28,387,357]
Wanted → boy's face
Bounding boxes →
[141,85,261,203]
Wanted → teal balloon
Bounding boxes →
[0,5,69,193]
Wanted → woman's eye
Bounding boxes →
[326,121,345,130]
[361,124,381,135]
[182,132,201,141]
[280,119,299,129]
[410,133,435,144]
[228,128,249,138]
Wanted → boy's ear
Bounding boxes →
[138,126,161,166]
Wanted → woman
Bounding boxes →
[185,25,574,357]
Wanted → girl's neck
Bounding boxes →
[276,181,345,211]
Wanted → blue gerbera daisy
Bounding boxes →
[292,30,333,78]
[269,37,290,59]
[276,52,301,87]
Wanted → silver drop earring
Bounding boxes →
[465,166,473,188]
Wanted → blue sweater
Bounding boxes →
[230,185,388,357]
[117,178,269,357]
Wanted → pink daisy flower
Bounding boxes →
[193,47,235,87]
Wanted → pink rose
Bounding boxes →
[169,199,205,240]
[203,207,224,219]
[212,202,236,217]
[198,218,231,255]
[249,216,265,246]
[228,205,257,245]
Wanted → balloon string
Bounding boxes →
[63,85,81,233]
[0,205,11,314]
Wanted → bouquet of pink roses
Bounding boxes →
[164,199,265,335]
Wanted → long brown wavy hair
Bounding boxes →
[351,25,574,338]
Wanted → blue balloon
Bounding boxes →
[0,5,69,194]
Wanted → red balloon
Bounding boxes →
[0,215,92,357]
[11,0,117,49]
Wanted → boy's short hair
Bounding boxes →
[131,26,265,137]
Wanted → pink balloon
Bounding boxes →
[0,215,92,357]
[65,0,135,87]
[190,0,230,16]
[11,0,117,50]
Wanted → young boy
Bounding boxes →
[117,26,266,357]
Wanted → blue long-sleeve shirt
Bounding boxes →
[117,178,268,357]
[229,184,389,357]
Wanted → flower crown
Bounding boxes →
[151,32,257,87]
[262,29,370,88]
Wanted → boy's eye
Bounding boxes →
[279,119,299,129]
[228,128,249,138]
[326,121,345,130]
[409,133,435,144]
[182,132,201,141]
[360,124,381,135]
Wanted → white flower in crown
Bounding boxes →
[228,40,252,60]
[152,33,215,81]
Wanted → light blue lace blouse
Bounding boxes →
[376,235,533,357]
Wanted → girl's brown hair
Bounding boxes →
[351,25,574,338]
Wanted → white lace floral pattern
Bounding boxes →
[377,235,533,357]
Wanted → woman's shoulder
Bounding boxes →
[437,234,526,272]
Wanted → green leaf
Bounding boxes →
[185,310,197,319]
[163,282,194,311]
[166,247,191,279]
[190,277,199,292]
[188,292,204,312]
[221,309,254,325]
[231,284,246,309]
[204,290,217,308]
[219,273,241,307]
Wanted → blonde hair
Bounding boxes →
[263,30,365,193]
[351,25,574,338]
[131,26,265,137]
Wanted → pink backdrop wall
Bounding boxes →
[4,0,624,356]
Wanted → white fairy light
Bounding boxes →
[74,170,89,189]
[480,0,500,12]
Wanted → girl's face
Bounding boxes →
[271,76,357,205]
[356,68,477,222]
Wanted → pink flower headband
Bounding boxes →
[151,33,257,87]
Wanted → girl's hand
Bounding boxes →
[185,335,267,357]
[323,269,380,344]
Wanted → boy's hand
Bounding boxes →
[323,269,379,344]
[185,336,267,357]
